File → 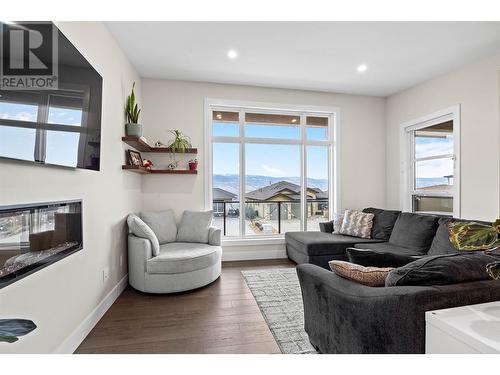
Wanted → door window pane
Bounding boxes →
[212,143,240,237]
[413,195,453,215]
[414,121,453,158]
[415,158,454,192]
[245,112,300,139]
[245,144,301,235]
[306,146,329,231]
[212,111,239,137]
[306,116,329,141]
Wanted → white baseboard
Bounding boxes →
[222,248,287,261]
[54,274,128,354]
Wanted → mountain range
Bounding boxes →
[214,174,328,196]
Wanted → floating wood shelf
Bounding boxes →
[122,165,198,174]
[122,136,198,154]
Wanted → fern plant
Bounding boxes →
[168,130,192,153]
[125,82,141,124]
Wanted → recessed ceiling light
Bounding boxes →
[227,49,238,60]
[291,118,297,123]
[216,113,222,120]
[357,64,368,73]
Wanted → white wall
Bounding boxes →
[141,79,387,216]
[0,22,142,353]
[140,79,387,257]
[386,52,500,221]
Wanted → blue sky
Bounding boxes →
[415,136,453,179]
[0,101,82,167]
[213,121,329,181]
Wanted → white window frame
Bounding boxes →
[204,98,340,244]
[400,105,461,217]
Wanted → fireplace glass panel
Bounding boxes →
[0,200,82,288]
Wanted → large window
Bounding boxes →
[207,101,336,239]
[402,107,460,217]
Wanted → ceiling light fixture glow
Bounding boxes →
[357,64,368,73]
[227,49,238,59]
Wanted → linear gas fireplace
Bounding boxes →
[0,200,82,289]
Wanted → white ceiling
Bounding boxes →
[106,22,500,97]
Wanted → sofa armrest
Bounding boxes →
[319,220,334,233]
[297,264,500,353]
[128,234,154,292]
[208,227,221,246]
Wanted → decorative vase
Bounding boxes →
[189,161,198,171]
[125,123,143,137]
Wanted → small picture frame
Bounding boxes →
[127,149,143,166]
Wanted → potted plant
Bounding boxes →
[167,130,192,153]
[448,219,500,279]
[188,158,198,171]
[125,82,142,137]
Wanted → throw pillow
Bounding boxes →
[362,208,401,241]
[127,214,160,256]
[176,210,213,244]
[346,247,419,268]
[385,252,500,287]
[333,213,344,233]
[140,210,177,245]
[388,212,439,253]
[329,260,394,287]
[338,209,375,239]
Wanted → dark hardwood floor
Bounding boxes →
[76,259,295,354]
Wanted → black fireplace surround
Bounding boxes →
[0,200,82,289]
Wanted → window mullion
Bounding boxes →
[300,113,307,232]
[239,110,246,238]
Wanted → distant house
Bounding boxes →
[245,181,328,221]
[212,188,237,216]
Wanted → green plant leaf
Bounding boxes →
[0,336,17,343]
[448,221,500,251]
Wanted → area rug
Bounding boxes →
[241,268,318,354]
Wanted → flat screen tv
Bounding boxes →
[0,22,103,171]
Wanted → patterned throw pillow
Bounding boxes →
[338,209,375,239]
[329,260,394,287]
[333,213,344,232]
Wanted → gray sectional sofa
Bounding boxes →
[287,208,500,353]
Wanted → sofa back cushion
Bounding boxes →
[346,247,418,268]
[386,252,500,287]
[177,210,213,244]
[140,210,177,245]
[388,213,439,253]
[428,217,493,256]
[362,207,401,240]
[127,214,160,256]
[338,209,375,239]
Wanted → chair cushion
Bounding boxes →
[428,217,493,256]
[388,213,439,253]
[354,242,425,256]
[338,209,375,239]
[285,231,384,257]
[127,214,160,256]
[147,242,222,274]
[386,252,500,287]
[140,210,177,245]
[362,207,401,241]
[176,210,213,244]
[346,247,419,268]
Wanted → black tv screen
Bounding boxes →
[0,22,103,170]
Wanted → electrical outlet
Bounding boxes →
[102,267,109,283]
